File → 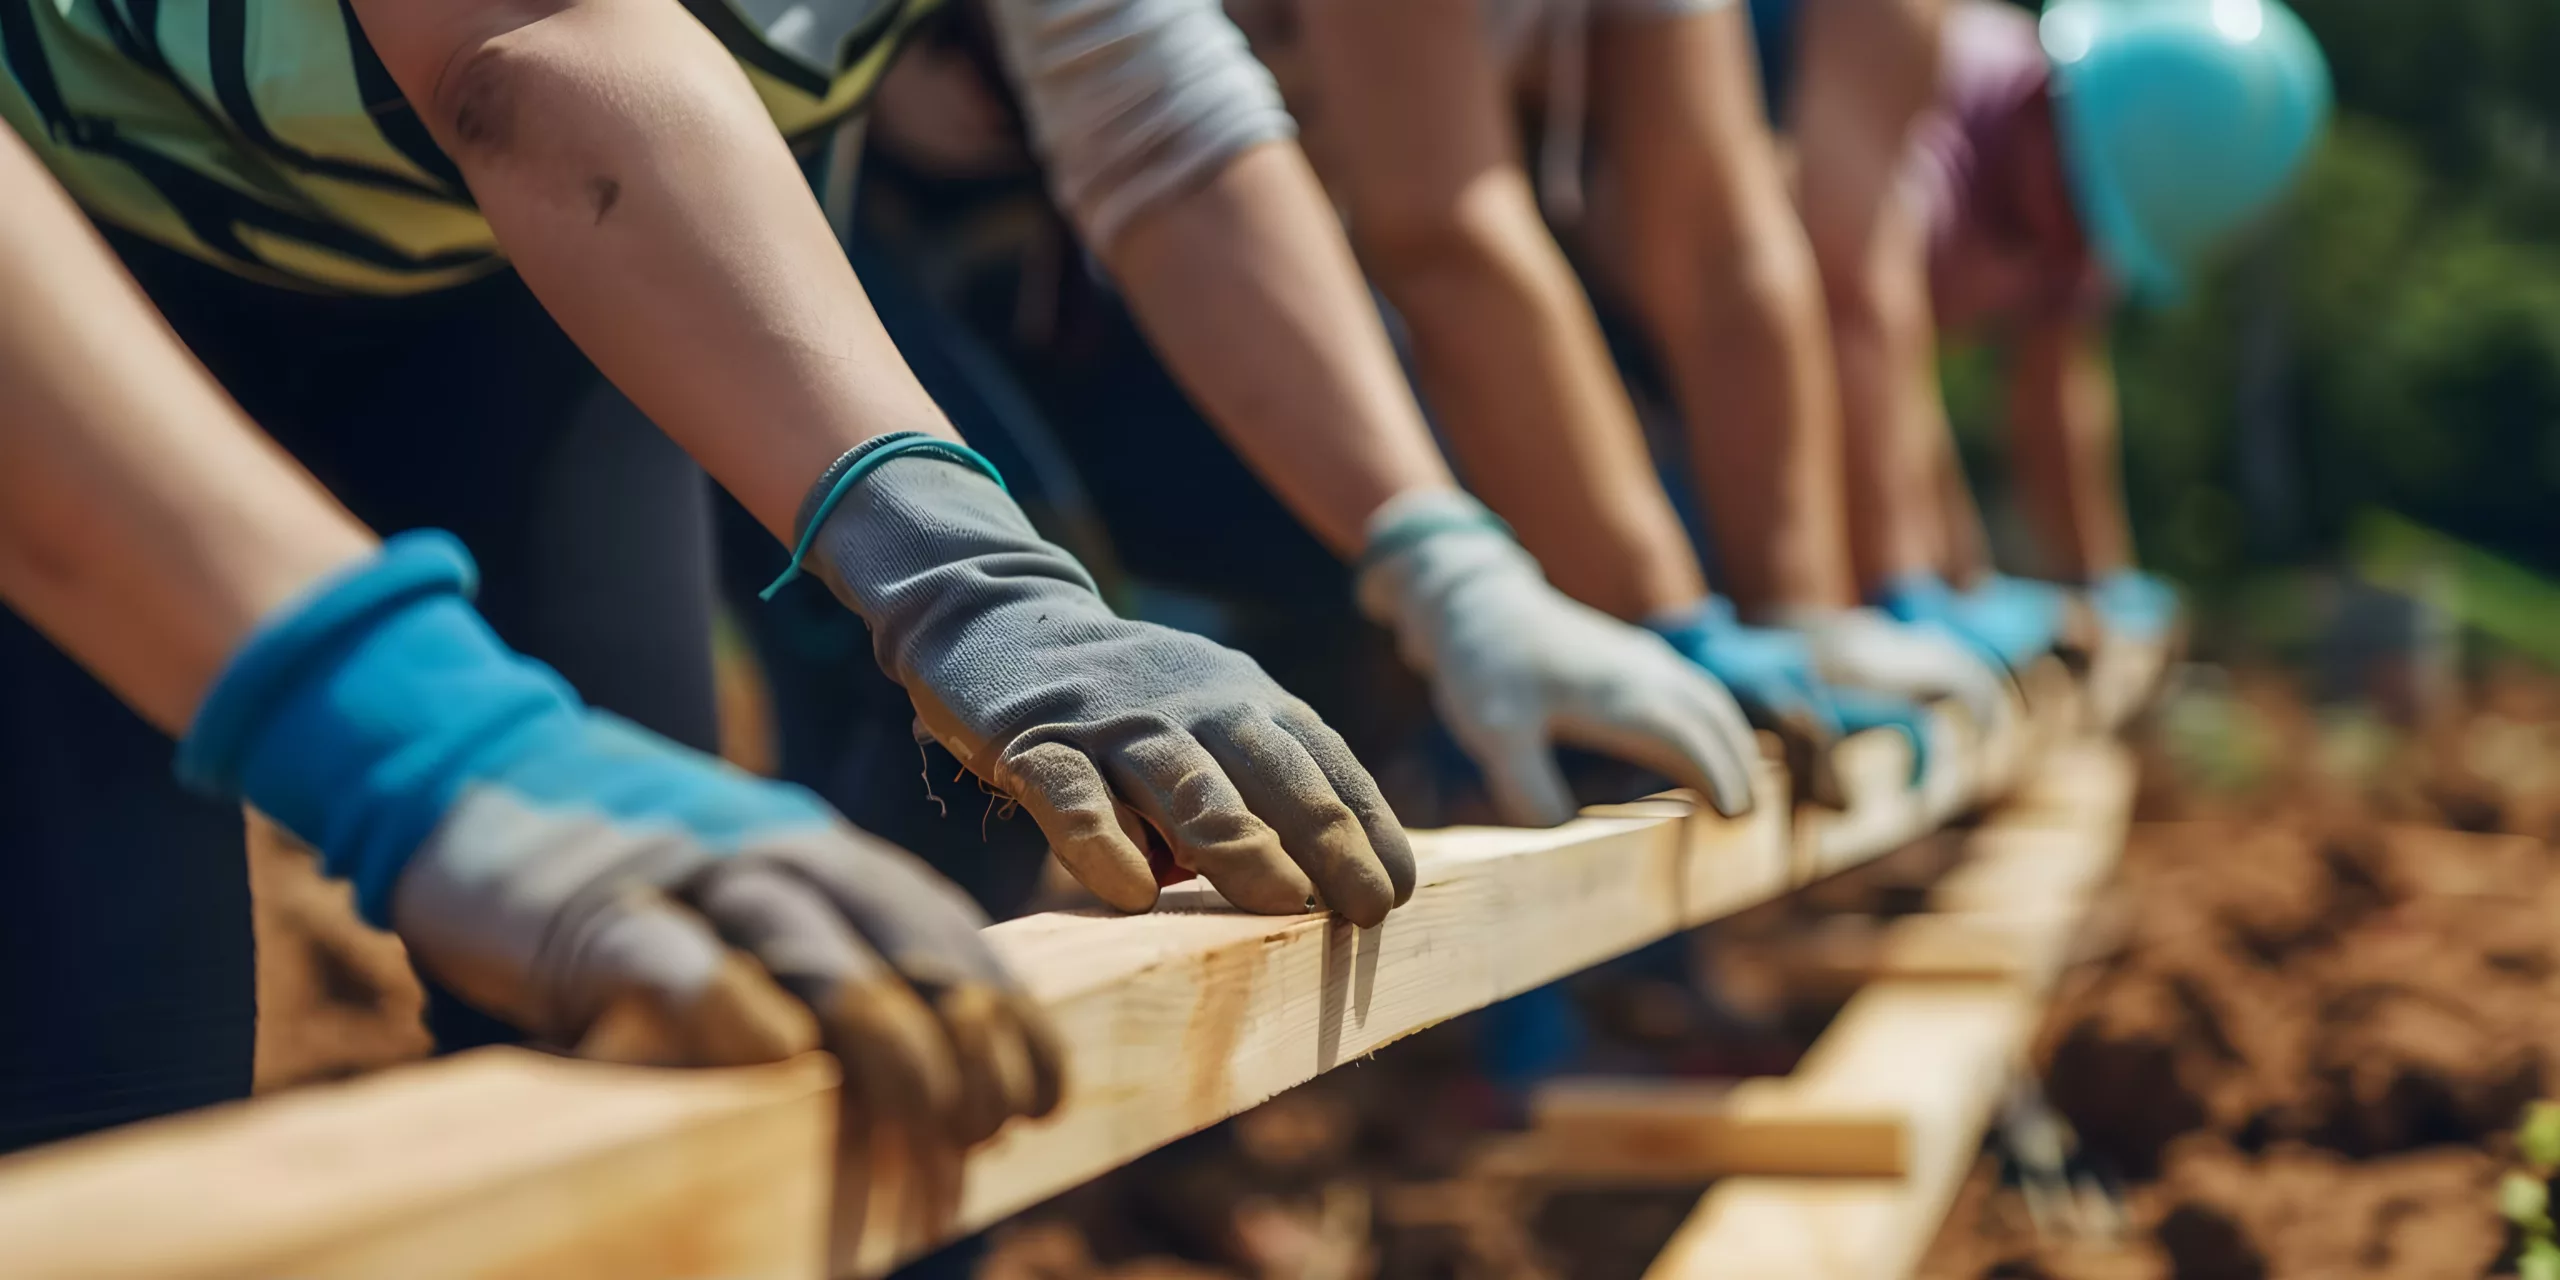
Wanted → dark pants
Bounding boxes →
[0,235,720,1152]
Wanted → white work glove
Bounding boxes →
[1765,605,2012,736]
[1354,490,1762,827]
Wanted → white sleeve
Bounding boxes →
[978,0,1298,250]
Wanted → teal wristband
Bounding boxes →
[760,432,1009,600]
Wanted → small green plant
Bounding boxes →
[2503,1102,2560,1280]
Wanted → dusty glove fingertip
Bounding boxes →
[1328,881,1395,928]
[578,953,823,1068]
[1070,857,1162,914]
[1700,762,1759,819]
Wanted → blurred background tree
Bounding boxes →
[1951,0,2560,636]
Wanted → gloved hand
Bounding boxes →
[1648,598,1934,789]
[1354,490,1760,827]
[2088,568,2180,645]
[1876,572,2065,675]
[177,533,1061,1182]
[789,433,1413,924]
[1763,605,2011,736]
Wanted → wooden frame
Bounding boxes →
[1639,741,2135,1280]
[0,685,2073,1280]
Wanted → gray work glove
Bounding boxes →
[388,733,1060,1243]
[392,754,1061,1238]
[1354,490,1762,827]
[1765,605,2014,735]
[799,447,1414,925]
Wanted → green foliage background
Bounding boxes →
[1951,0,2560,601]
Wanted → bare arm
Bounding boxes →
[1591,4,1855,614]
[1792,0,1962,591]
[1101,141,1461,556]
[346,0,958,542]
[1290,0,1704,620]
[0,129,374,733]
[2009,316,2132,580]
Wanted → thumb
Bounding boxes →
[1457,719,1579,827]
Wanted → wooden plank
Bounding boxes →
[0,1050,838,1280]
[948,761,1792,1251]
[1640,982,2041,1280]
[1862,909,2081,984]
[2084,635,2170,736]
[1979,738,2139,831]
[1639,741,2135,1280]
[1929,825,2123,921]
[1793,711,1942,882]
[1520,1078,1907,1181]
[0,694,2069,1278]
[0,761,1795,1279]
[1794,659,2078,883]
[1796,714,1983,881]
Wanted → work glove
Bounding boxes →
[1876,572,2065,676]
[2088,568,2180,645]
[1762,605,2011,737]
[177,533,1061,1213]
[1354,490,1760,827]
[1648,598,1934,789]
[785,433,1413,924]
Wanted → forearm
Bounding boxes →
[2011,326,2133,579]
[1827,271,1954,590]
[1364,176,1705,620]
[1786,0,1951,591]
[351,0,955,541]
[1104,142,1457,555]
[1595,8,1856,614]
[0,131,373,733]
[1638,227,1855,613]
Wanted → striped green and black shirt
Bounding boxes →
[0,0,938,294]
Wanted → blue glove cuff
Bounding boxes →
[1641,596,1740,647]
[178,532,479,798]
[762,431,1010,601]
[1872,572,1958,623]
[177,531,584,926]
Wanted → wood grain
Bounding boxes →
[945,760,1794,1251]
[0,1050,838,1280]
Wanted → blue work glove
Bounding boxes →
[1646,598,1932,787]
[1355,492,1761,827]
[179,533,1062,1171]
[1764,605,2011,737]
[2088,568,2180,645]
[1876,572,2065,675]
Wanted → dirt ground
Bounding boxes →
[245,662,2560,1280]
[1915,666,2560,1280]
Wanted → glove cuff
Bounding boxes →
[764,431,1010,600]
[178,531,584,926]
[1872,572,1959,624]
[1355,489,1516,570]
[1640,596,1739,647]
[1352,490,1537,632]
